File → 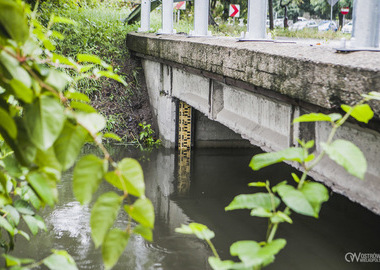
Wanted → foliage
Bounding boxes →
[176,92,380,269]
[0,0,154,269]
[136,122,161,149]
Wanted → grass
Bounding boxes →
[38,2,155,142]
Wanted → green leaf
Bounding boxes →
[0,0,29,43]
[305,154,315,162]
[117,158,145,197]
[73,155,107,204]
[3,155,22,178]
[75,112,106,135]
[341,104,374,124]
[304,140,314,149]
[321,139,367,180]
[0,107,17,139]
[0,50,31,87]
[248,182,266,187]
[293,113,334,123]
[35,147,62,172]
[291,173,300,183]
[230,239,286,268]
[230,240,261,266]
[54,121,87,171]
[77,54,102,65]
[43,252,78,270]
[13,117,37,166]
[2,254,34,267]
[17,230,30,241]
[257,239,287,265]
[272,211,293,224]
[0,215,14,235]
[362,91,380,101]
[79,64,95,73]
[90,192,122,248]
[0,194,12,207]
[51,31,65,40]
[14,200,34,215]
[175,223,215,240]
[26,171,57,206]
[208,257,239,270]
[70,101,96,113]
[133,225,152,242]
[102,229,130,270]
[96,71,127,86]
[64,91,90,103]
[276,184,315,217]
[300,182,329,217]
[9,79,34,103]
[45,70,71,92]
[329,113,342,122]
[103,133,122,142]
[4,205,20,226]
[250,208,273,218]
[225,193,280,212]
[51,16,77,25]
[24,96,65,150]
[124,198,154,228]
[104,171,124,191]
[23,215,46,235]
[20,186,41,210]
[51,54,77,68]
[249,148,305,171]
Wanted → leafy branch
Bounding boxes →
[0,1,154,269]
[176,93,380,269]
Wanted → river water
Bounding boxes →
[10,146,380,270]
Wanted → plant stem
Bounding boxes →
[206,239,220,259]
[267,223,278,243]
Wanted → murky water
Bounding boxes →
[10,146,380,270]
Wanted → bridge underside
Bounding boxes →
[127,33,380,215]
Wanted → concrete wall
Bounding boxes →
[129,33,380,214]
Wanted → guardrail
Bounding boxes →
[137,0,380,50]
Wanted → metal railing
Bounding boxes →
[138,0,380,50]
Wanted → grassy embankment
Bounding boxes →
[40,1,156,145]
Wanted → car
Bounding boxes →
[289,20,318,31]
[342,21,353,33]
[274,18,284,28]
[297,17,308,22]
[318,21,338,32]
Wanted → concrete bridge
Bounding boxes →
[126,32,380,214]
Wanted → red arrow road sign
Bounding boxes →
[229,4,240,17]
[175,1,185,10]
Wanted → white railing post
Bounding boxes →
[242,0,268,40]
[138,0,151,32]
[351,0,380,48]
[190,0,211,36]
[158,0,175,34]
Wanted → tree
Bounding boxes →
[0,0,154,269]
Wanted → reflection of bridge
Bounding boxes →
[127,32,380,214]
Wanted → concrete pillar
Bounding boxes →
[351,0,380,48]
[158,0,175,34]
[190,0,210,36]
[138,0,151,32]
[243,0,268,40]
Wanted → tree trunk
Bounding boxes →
[269,0,274,30]
[338,12,343,29]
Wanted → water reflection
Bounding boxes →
[9,146,380,270]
